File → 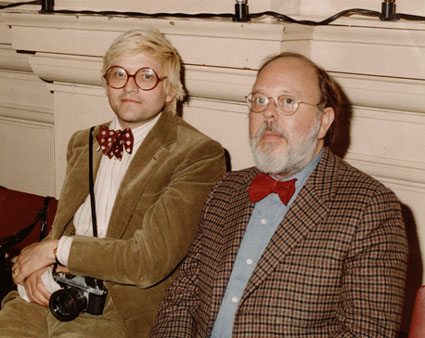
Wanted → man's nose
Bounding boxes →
[124,76,139,92]
[262,98,279,120]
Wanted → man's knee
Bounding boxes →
[0,290,19,308]
[0,292,49,337]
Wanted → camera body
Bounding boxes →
[49,271,108,322]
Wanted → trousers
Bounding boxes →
[0,291,128,338]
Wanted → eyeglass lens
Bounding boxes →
[105,66,159,90]
[248,93,298,114]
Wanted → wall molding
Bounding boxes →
[332,73,425,113]
[346,152,425,188]
[2,11,423,111]
[0,46,32,72]
[0,103,53,124]
[0,70,53,119]
[25,54,425,113]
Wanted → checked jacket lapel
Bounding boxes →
[241,182,330,303]
[233,149,336,307]
[209,169,258,325]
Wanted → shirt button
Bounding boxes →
[231,296,238,303]
[261,219,267,225]
[246,259,253,265]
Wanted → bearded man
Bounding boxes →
[150,52,408,338]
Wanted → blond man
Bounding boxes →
[0,30,226,337]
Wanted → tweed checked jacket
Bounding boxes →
[150,147,408,338]
[17,110,226,337]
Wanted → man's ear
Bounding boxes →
[165,91,176,104]
[105,83,110,98]
[318,107,335,140]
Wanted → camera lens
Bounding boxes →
[49,288,88,322]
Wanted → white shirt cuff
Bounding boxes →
[18,266,61,302]
[57,236,73,266]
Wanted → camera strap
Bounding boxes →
[89,127,98,238]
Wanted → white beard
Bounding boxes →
[250,117,321,176]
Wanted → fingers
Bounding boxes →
[12,240,59,285]
[55,265,70,273]
[24,268,51,307]
[11,266,22,285]
[12,246,36,285]
[12,265,25,285]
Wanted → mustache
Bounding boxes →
[254,122,288,141]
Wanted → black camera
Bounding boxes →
[49,270,108,322]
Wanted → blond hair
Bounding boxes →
[103,29,185,114]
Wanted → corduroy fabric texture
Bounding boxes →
[0,110,226,338]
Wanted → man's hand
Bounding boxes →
[24,267,51,306]
[12,239,59,285]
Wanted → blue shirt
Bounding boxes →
[211,150,323,338]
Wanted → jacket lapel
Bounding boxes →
[209,168,258,319]
[51,126,103,237]
[241,148,336,301]
[106,111,177,239]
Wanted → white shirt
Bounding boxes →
[57,114,160,264]
[18,114,160,300]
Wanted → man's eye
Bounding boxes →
[137,71,156,83]
[143,73,154,80]
[254,96,267,105]
[281,96,295,106]
[113,69,126,78]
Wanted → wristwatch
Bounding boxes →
[53,246,60,264]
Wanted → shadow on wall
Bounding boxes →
[178,99,233,173]
[177,62,233,173]
[399,205,422,337]
[328,81,352,159]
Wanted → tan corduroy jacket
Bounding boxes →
[47,110,226,337]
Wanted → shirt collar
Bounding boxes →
[109,114,161,151]
[270,148,324,205]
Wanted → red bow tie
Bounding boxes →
[249,174,297,205]
[96,126,134,160]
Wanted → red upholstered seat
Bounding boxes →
[0,187,58,302]
[409,285,425,337]
[0,187,57,251]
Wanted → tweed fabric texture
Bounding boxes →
[150,147,408,338]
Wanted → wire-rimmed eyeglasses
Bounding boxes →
[103,66,167,91]
[246,92,323,116]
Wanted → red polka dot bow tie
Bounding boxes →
[249,173,297,205]
[96,125,134,160]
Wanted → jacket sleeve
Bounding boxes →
[44,130,81,241]
[149,173,227,337]
[334,186,408,337]
[66,137,226,287]
[149,221,204,337]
